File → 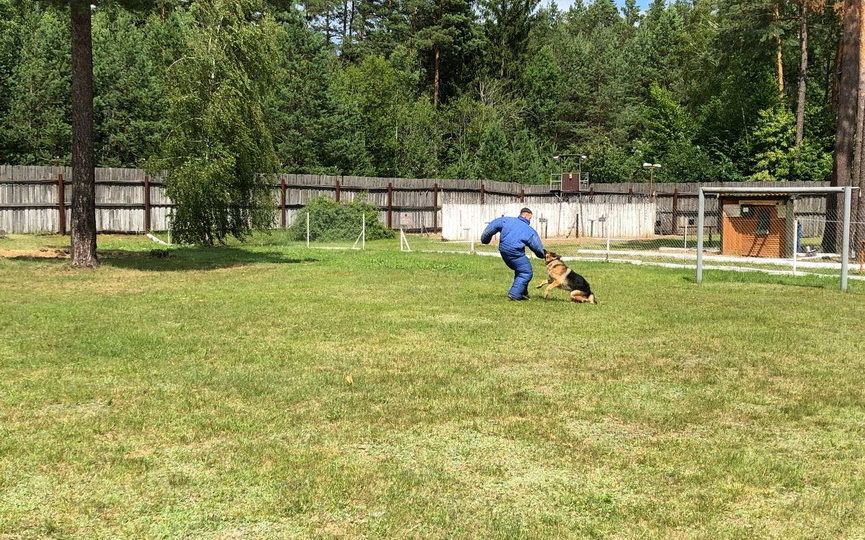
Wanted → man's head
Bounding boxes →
[519,207,533,220]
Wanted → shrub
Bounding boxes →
[288,195,396,242]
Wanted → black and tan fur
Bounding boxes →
[536,250,597,303]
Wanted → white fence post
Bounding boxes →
[604,215,610,262]
[792,218,798,276]
[696,189,705,284]
[841,186,852,292]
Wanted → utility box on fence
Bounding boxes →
[720,196,795,258]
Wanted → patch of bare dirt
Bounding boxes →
[0,248,69,259]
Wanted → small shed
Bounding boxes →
[719,195,795,258]
[697,185,858,292]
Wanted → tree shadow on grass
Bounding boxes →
[98,246,318,272]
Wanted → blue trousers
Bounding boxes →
[501,250,533,299]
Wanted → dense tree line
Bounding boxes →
[0,0,845,184]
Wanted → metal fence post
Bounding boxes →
[57,173,66,235]
[605,216,611,262]
[143,173,151,232]
[696,188,705,284]
[671,188,679,236]
[432,183,439,233]
[792,218,799,276]
[841,186,852,292]
[280,176,287,228]
[387,182,393,228]
[683,222,688,251]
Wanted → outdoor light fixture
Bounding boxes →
[642,162,661,199]
[553,154,588,182]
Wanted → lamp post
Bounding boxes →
[642,162,661,199]
[578,154,587,187]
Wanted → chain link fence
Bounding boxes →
[406,190,863,290]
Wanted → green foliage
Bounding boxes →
[266,7,374,175]
[638,82,731,183]
[92,6,168,167]
[3,5,71,164]
[0,0,842,187]
[412,0,482,104]
[521,44,561,139]
[476,121,511,181]
[394,98,443,178]
[0,0,30,162]
[154,0,281,245]
[745,106,832,182]
[330,51,422,176]
[479,0,540,82]
[584,141,640,184]
[287,196,396,241]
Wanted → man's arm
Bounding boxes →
[527,231,545,259]
[480,218,502,245]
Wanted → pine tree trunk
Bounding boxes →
[826,0,859,253]
[433,44,441,106]
[70,0,98,268]
[343,0,348,42]
[349,0,355,41]
[358,0,364,41]
[775,2,785,97]
[795,3,808,148]
[853,0,865,249]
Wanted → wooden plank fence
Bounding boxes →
[442,201,656,240]
[0,165,833,237]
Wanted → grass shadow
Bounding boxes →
[611,238,721,251]
[99,246,318,272]
[678,271,855,291]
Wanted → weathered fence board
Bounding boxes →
[0,165,834,235]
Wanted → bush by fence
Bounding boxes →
[287,196,395,242]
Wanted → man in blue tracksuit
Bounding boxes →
[480,207,545,301]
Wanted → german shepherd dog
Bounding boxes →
[536,250,598,303]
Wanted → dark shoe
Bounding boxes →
[508,295,529,301]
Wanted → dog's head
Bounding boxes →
[544,250,561,264]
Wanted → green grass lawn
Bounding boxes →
[1,233,864,539]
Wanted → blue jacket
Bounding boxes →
[480,215,545,258]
